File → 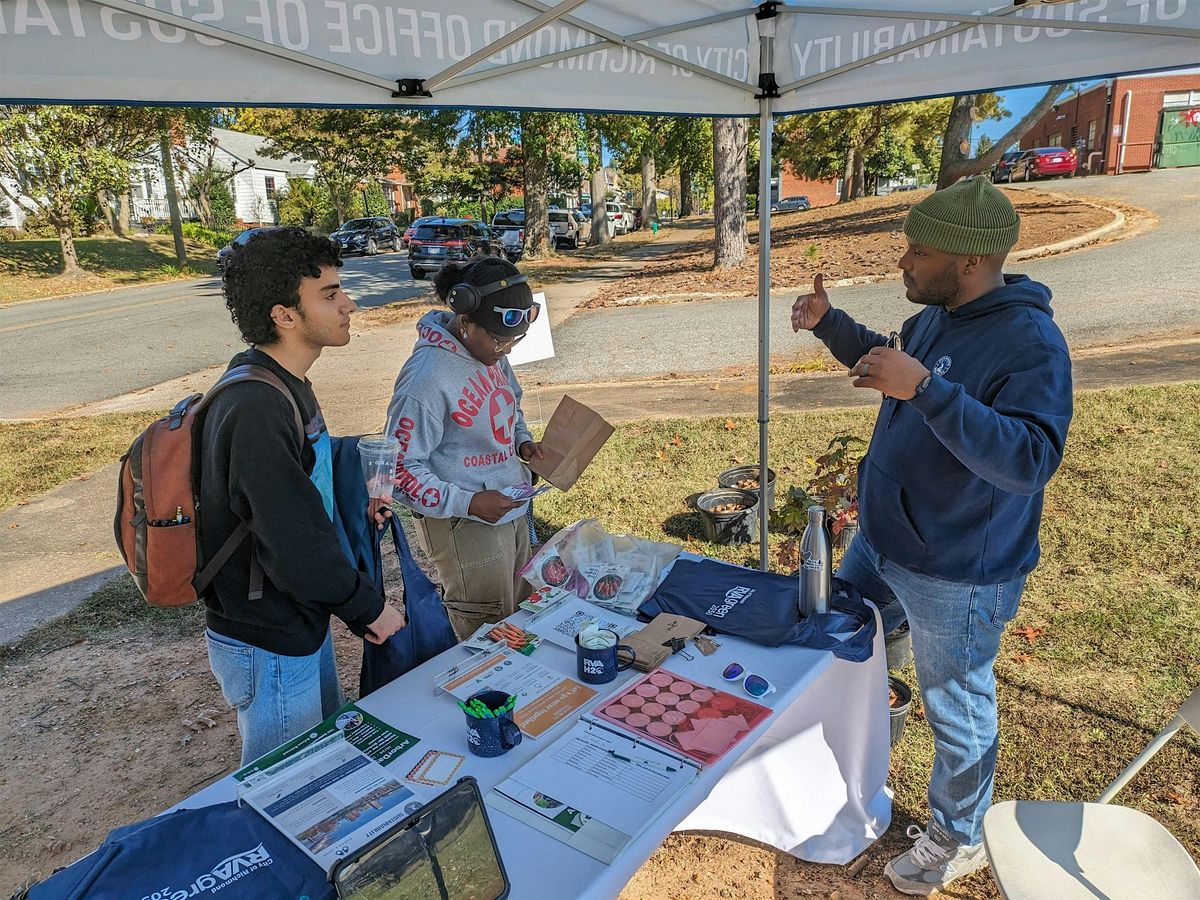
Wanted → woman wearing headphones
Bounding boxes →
[385,256,543,638]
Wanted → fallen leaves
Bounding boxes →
[1012,625,1045,645]
[1012,653,1035,665]
[723,419,738,431]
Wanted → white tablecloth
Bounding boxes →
[184,601,891,899]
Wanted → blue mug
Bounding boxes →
[575,629,636,685]
[464,690,522,758]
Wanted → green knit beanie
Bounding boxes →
[903,177,1020,255]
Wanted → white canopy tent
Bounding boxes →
[3,0,1198,566]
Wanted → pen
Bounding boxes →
[606,749,678,772]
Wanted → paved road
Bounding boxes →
[0,249,428,418]
[519,169,1200,385]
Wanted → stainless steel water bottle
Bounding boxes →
[799,505,831,616]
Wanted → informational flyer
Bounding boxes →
[434,646,597,739]
[527,598,640,653]
[239,735,426,872]
[234,702,420,782]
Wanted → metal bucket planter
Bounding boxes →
[717,465,776,510]
[695,489,760,545]
[885,621,913,671]
[889,676,913,746]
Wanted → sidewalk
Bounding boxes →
[3,334,1198,645]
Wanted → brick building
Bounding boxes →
[1020,69,1200,175]
[777,164,841,207]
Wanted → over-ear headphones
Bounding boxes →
[447,274,530,314]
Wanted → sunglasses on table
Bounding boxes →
[721,662,777,698]
[493,305,540,328]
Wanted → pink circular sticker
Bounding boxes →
[690,689,714,703]
[676,699,700,714]
[646,721,673,738]
[623,694,645,709]
[661,710,688,726]
[604,704,630,720]
[625,712,651,729]
[649,673,674,687]
[711,694,737,710]
[641,702,665,718]
[636,683,659,697]
[657,692,680,707]
[670,681,693,696]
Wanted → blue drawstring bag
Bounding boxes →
[329,437,457,697]
[638,559,876,662]
[28,801,333,899]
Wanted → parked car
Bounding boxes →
[606,202,629,234]
[402,215,439,247]
[497,226,524,261]
[491,208,526,228]
[549,209,590,248]
[990,151,1024,184]
[216,226,282,273]
[408,218,499,279]
[329,216,401,256]
[1010,147,1077,181]
[771,196,811,212]
[627,207,644,231]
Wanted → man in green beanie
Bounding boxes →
[792,177,1073,894]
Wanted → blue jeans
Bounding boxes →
[205,628,345,766]
[837,533,1025,846]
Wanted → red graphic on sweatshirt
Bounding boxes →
[391,415,441,508]
[488,387,517,444]
[450,365,513,430]
[418,323,459,352]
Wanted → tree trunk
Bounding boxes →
[159,129,188,268]
[97,190,118,234]
[114,192,130,237]
[840,145,855,202]
[937,83,1069,188]
[55,217,84,277]
[852,148,866,199]
[713,117,748,269]
[522,116,552,258]
[588,131,609,247]
[330,186,347,227]
[196,182,214,227]
[679,166,694,218]
[640,151,658,228]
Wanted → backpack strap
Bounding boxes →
[193,364,307,600]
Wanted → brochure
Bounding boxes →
[234,702,420,782]
[239,733,427,872]
[488,718,699,864]
[433,645,597,739]
[527,598,640,653]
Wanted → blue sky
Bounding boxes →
[974,81,1102,151]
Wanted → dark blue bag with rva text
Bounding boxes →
[329,436,457,697]
[638,559,876,662]
[28,801,332,899]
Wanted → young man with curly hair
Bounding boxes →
[201,227,404,765]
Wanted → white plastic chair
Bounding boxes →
[982,681,1200,899]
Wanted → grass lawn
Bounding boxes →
[0,234,217,306]
[0,409,166,513]
[3,383,1197,894]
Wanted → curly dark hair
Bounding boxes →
[432,255,521,323]
[222,226,342,346]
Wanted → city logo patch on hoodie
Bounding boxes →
[933,356,952,376]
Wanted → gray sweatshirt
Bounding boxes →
[385,310,534,519]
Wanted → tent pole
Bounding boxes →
[755,8,777,572]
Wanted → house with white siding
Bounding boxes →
[129,127,317,227]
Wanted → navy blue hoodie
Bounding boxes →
[813,275,1072,585]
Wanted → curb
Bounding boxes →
[602,198,1129,307]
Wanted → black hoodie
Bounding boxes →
[198,349,384,656]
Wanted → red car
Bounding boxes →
[1011,147,1077,181]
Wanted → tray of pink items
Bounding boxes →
[593,668,772,766]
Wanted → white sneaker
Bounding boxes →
[884,820,988,895]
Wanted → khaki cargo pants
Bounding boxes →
[412,514,532,640]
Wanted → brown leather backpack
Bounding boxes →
[114,364,303,607]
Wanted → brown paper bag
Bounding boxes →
[623,614,708,672]
[527,395,614,491]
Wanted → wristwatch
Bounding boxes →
[913,374,933,397]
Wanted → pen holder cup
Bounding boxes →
[575,629,636,685]
[464,690,522,758]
